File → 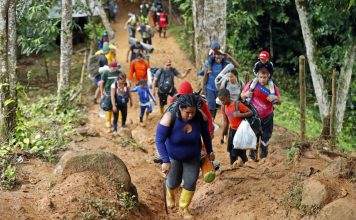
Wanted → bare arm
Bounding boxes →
[225,53,240,68]
[220,109,229,144]
[177,68,192,79]
[203,66,209,85]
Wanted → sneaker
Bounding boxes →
[212,160,221,171]
[112,131,118,136]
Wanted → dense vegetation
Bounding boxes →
[171,0,355,151]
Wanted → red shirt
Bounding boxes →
[242,81,280,119]
[222,101,250,131]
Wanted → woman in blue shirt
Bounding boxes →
[155,94,214,218]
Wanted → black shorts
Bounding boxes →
[158,88,177,107]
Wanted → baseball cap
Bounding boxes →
[103,32,108,37]
[109,60,118,68]
[210,41,220,50]
[258,51,270,60]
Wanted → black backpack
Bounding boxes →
[234,99,263,137]
[157,69,174,93]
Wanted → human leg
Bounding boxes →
[158,92,168,115]
[205,89,218,119]
[119,104,128,127]
[112,110,118,132]
[260,113,274,158]
[179,157,200,219]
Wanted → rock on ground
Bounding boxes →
[301,179,328,207]
[316,198,356,220]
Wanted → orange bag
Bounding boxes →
[200,145,215,183]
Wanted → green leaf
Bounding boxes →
[4,99,15,106]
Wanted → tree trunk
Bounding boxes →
[97,0,115,43]
[268,18,273,58]
[0,0,17,143]
[192,0,227,68]
[57,0,73,106]
[7,0,17,133]
[295,0,330,121]
[335,44,356,132]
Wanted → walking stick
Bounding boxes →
[162,177,168,214]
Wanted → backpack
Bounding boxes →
[157,68,174,93]
[114,82,129,106]
[233,99,263,137]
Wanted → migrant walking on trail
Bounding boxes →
[130,79,157,126]
[203,50,239,120]
[129,53,150,85]
[218,88,253,166]
[247,50,276,103]
[110,73,132,136]
[100,60,122,130]
[152,59,191,115]
[241,67,282,160]
[155,93,214,219]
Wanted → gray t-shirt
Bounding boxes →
[225,80,244,101]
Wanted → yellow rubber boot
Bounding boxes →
[166,187,176,208]
[106,111,112,128]
[179,189,195,219]
[160,107,164,115]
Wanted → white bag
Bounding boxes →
[233,120,257,150]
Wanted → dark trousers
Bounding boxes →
[112,104,128,131]
[227,127,248,165]
[142,38,152,45]
[250,113,274,159]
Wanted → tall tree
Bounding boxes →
[57,0,73,107]
[295,0,355,133]
[192,0,227,68]
[0,0,17,143]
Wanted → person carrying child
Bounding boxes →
[218,88,253,166]
[247,50,275,103]
[241,67,282,160]
[130,79,157,126]
[110,73,132,136]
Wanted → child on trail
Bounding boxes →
[130,79,157,126]
[247,50,275,103]
[111,73,132,136]
[241,67,282,160]
[100,60,122,130]
[216,69,245,105]
[218,88,253,166]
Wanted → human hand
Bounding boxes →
[130,102,133,107]
[233,111,243,118]
[112,106,117,113]
[186,68,192,74]
[161,163,170,177]
[267,95,278,103]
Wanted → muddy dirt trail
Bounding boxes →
[1,1,355,220]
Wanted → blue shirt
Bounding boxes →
[155,113,212,163]
[204,60,229,91]
[130,86,155,104]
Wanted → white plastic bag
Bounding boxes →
[233,120,257,150]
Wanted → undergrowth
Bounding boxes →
[0,95,83,189]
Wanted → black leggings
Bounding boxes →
[113,104,128,131]
[227,127,248,164]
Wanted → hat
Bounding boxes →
[258,51,270,60]
[103,32,108,37]
[177,81,193,95]
[109,60,118,68]
[210,41,220,50]
[103,44,110,52]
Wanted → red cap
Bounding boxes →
[109,60,118,68]
[177,81,193,95]
[258,51,270,60]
